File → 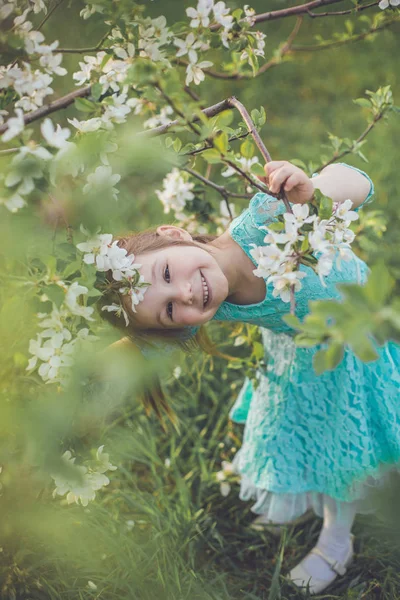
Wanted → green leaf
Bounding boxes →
[172,138,182,153]
[165,137,173,149]
[214,110,234,128]
[75,98,98,113]
[44,284,65,308]
[201,149,221,164]
[91,83,103,101]
[325,341,344,370]
[250,162,266,178]
[63,260,81,278]
[350,336,379,362]
[252,341,264,360]
[240,138,254,159]
[267,221,285,231]
[353,98,371,109]
[313,349,328,375]
[300,237,309,253]
[214,132,228,154]
[318,194,333,220]
[283,314,302,330]
[364,263,394,307]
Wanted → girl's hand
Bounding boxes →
[258,160,315,205]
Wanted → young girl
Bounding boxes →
[104,160,400,594]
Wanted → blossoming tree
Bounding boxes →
[0,1,399,579]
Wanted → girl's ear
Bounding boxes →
[156,225,193,241]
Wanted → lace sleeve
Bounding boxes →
[249,192,287,228]
[312,163,375,212]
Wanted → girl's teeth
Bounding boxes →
[201,275,209,305]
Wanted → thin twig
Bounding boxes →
[184,131,250,157]
[291,18,399,52]
[37,0,65,31]
[155,83,201,136]
[307,0,379,16]
[183,167,253,200]
[318,113,383,170]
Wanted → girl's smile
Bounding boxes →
[131,224,259,330]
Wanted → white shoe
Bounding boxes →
[250,509,315,537]
[287,534,354,595]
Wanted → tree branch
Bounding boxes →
[209,0,344,29]
[291,17,399,52]
[138,99,233,137]
[306,0,379,16]
[0,86,91,135]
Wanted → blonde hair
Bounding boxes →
[100,226,238,429]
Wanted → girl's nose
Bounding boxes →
[176,282,193,305]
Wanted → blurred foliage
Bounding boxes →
[1,0,400,599]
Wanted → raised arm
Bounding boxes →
[311,163,372,209]
[262,161,373,209]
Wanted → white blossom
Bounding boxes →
[0,192,26,213]
[102,303,130,327]
[244,5,256,26]
[51,448,115,507]
[155,168,194,215]
[27,333,75,382]
[80,3,104,19]
[67,117,103,133]
[186,0,213,28]
[143,105,173,129]
[185,59,213,86]
[39,52,67,76]
[213,2,233,29]
[269,270,307,303]
[174,33,203,63]
[220,481,231,497]
[334,199,359,224]
[1,109,24,142]
[65,282,95,320]
[221,155,259,177]
[379,0,400,8]
[0,2,15,20]
[41,118,71,149]
[83,166,121,200]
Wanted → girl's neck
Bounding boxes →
[207,230,266,305]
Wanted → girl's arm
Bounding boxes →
[311,163,372,209]
[262,161,372,208]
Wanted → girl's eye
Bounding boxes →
[164,264,173,320]
[164,264,171,283]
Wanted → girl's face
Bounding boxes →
[132,239,229,330]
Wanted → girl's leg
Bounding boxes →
[298,494,357,581]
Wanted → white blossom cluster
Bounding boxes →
[379,0,400,9]
[250,200,359,303]
[155,168,195,218]
[76,229,149,325]
[215,460,238,497]
[52,446,117,507]
[0,4,66,139]
[27,289,96,384]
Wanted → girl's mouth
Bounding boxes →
[201,271,211,307]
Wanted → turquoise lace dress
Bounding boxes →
[211,164,400,522]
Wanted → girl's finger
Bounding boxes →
[264,161,288,177]
[284,172,302,191]
[269,165,293,193]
